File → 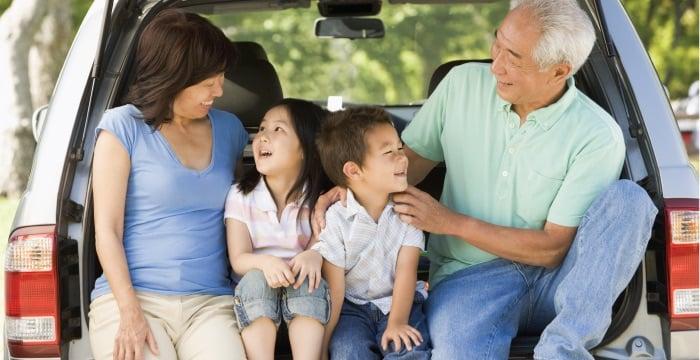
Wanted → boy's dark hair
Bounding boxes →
[316,107,394,187]
[238,98,332,212]
[124,9,236,129]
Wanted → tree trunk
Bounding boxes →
[0,0,50,197]
[29,0,72,109]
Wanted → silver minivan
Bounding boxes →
[5,0,698,359]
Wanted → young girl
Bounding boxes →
[224,98,330,360]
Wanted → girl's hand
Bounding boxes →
[115,303,159,360]
[380,323,423,353]
[289,249,323,292]
[261,255,296,288]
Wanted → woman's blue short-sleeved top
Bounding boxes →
[91,104,248,300]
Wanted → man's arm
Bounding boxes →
[393,186,576,268]
[451,214,576,268]
[405,146,439,186]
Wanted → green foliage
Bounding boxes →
[211,0,698,103]
[1,0,695,101]
[72,0,93,35]
[210,2,508,105]
[624,0,699,98]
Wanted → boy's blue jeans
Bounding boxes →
[330,293,431,359]
[424,180,658,360]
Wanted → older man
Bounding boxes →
[390,0,658,359]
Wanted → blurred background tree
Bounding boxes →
[0,0,77,197]
[210,2,508,104]
[207,0,698,104]
[623,0,699,99]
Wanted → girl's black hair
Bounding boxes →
[237,98,331,214]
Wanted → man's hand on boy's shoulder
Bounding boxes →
[394,185,457,235]
[312,186,347,234]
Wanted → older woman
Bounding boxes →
[89,9,247,360]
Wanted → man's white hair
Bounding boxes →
[510,0,596,75]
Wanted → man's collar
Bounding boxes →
[496,95,512,113]
[496,76,577,131]
[530,77,577,131]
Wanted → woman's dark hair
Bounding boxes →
[124,9,236,128]
[237,99,331,215]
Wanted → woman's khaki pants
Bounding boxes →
[89,292,246,359]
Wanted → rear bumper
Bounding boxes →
[670,330,699,359]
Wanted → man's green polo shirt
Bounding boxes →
[401,63,625,286]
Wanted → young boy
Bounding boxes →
[312,107,431,359]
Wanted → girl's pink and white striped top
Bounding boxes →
[224,179,311,261]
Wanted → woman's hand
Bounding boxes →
[261,255,296,288]
[380,322,423,353]
[289,249,323,292]
[115,304,159,360]
[311,186,347,236]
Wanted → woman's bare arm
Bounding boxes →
[93,131,159,358]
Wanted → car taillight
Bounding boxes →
[5,225,61,357]
[664,199,699,331]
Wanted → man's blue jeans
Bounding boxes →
[424,180,658,360]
